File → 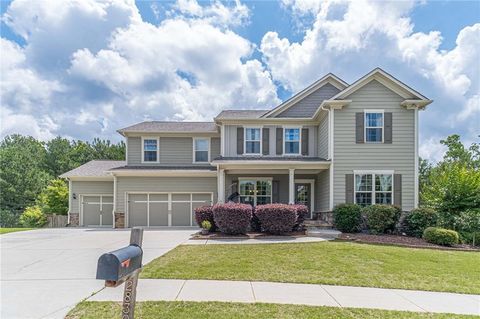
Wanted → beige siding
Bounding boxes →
[316,169,330,212]
[333,80,415,210]
[318,111,329,159]
[116,176,217,212]
[71,181,114,214]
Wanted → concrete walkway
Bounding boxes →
[89,279,480,316]
[186,236,329,245]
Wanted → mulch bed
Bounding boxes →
[339,233,480,252]
[191,230,306,240]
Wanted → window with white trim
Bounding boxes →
[194,138,209,162]
[239,179,272,206]
[355,173,392,206]
[284,128,300,154]
[365,112,383,142]
[245,128,261,154]
[143,139,158,162]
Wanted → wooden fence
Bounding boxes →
[45,214,68,228]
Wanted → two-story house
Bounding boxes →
[60,68,432,228]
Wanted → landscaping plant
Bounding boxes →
[254,204,297,234]
[194,205,217,232]
[333,203,362,233]
[363,205,399,234]
[213,202,252,234]
[19,206,47,228]
[292,204,308,231]
[405,207,439,237]
[453,208,480,246]
[423,227,459,246]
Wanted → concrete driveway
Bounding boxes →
[0,228,194,319]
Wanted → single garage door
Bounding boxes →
[128,193,212,227]
[82,195,113,227]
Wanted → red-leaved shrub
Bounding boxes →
[194,206,217,232]
[292,204,308,231]
[213,203,253,234]
[255,204,298,234]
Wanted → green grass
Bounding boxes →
[0,228,34,234]
[66,301,475,319]
[141,241,480,294]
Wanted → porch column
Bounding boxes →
[217,168,225,203]
[288,168,295,204]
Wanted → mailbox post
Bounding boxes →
[96,227,144,319]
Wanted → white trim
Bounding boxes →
[141,136,159,163]
[414,108,419,208]
[283,126,302,155]
[238,177,274,181]
[192,137,211,163]
[113,175,117,229]
[220,125,225,156]
[294,179,315,218]
[353,170,395,174]
[288,169,295,204]
[67,179,72,224]
[329,109,335,210]
[353,172,394,206]
[217,168,225,203]
[364,110,384,143]
[243,126,262,155]
[111,170,217,177]
[79,194,114,227]
[238,178,273,206]
[125,136,128,162]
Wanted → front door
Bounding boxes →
[295,183,311,212]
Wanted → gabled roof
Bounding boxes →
[60,160,125,178]
[215,110,269,120]
[117,121,218,135]
[262,73,349,118]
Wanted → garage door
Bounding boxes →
[82,195,113,227]
[128,193,212,227]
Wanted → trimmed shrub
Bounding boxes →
[363,204,399,234]
[423,227,459,246]
[201,220,212,231]
[250,212,262,232]
[19,206,46,228]
[405,208,439,237]
[213,203,252,234]
[292,204,308,231]
[194,206,217,232]
[333,204,362,233]
[255,204,297,234]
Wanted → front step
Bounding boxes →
[306,227,341,239]
[304,220,333,229]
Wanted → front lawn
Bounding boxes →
[66,301,474,319]
[141,241,480,294]
[0,228,34,235]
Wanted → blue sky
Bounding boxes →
[1,0,479,161]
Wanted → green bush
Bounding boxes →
[19,206,46,228]
[423,227,459,246]
[201,220,212,231]
[0,209,19,227]
[459,231,480,247]
[363,205,399,234]
[333,204,362,233]
[405,208,439,237]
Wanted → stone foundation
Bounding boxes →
[69,213,79,226]
[115,212,125,228]
[313,211,334,225]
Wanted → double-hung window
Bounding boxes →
[284,128,300,154]
[245,128,261,154]
[355,173,393,206]
[143,138,158,162]
[194,138,209,163]
[365,111,383,142]
[239,179,272,206]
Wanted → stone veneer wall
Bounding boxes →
[115,212,125,228]
[69,213,79,226]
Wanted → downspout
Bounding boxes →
[113,174,117,229]
[67,178,72,225]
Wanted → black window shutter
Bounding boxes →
[301,128,309,156]
[272,180,279,203]
[356,112,364,144]
[237,127,244,155]
[276,127,283,155]
[345,174,354,203]
[394,174,402,207]
[384,112,392,143]
[262,128,269,155]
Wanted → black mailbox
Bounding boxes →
[96,244,143,284]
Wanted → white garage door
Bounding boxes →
[81,195,113,227]
[127,193,212,227]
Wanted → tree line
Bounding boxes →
[0,134,125,226]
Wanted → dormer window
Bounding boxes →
[245,128,261,154]
[365,111,383,143]
[284,128,300,154]
[142,138,158,162]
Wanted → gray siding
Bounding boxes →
[211,137,221,160]
[276,83,341,118]
[116,176,217,212]
[127,137,142,165]
[224,125,238,157]
[316,169,330,212]
[333,80,415,210]
[71,181,114,214]
[318,111,329,159]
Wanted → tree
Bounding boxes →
[440,134,479,169]
[38,179,69,215]
[45,137,75,177]
[0,135,51,214]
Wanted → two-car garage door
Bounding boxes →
[127,193,212,227]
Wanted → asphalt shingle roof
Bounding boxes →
[215,110,269,119]
[117,121,218,134]
[59,160,125,178]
